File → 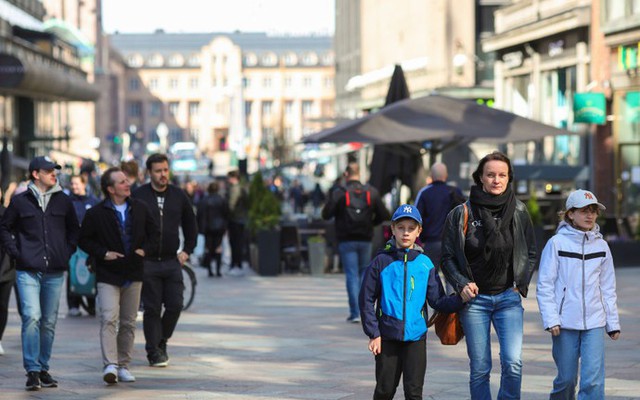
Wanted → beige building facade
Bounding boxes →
[108,31,334,174]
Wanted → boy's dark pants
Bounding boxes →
[374,338,426,400]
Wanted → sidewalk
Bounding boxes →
[0,265,639,399]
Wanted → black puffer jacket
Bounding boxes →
[441,200,537,298]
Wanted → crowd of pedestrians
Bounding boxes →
[0,150,624,400]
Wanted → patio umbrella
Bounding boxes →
[368,65,424,200]
[302,94,572,145]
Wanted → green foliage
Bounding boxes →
[308,235,326,243]
[527,191,542,226]
[248,171,281,235]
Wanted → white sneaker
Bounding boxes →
[136,310,144,322]
[68,307,81,317]
[103,364,118,384]
[117,367,135,382]
[0,341,4,355]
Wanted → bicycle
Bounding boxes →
[182,261,197,310]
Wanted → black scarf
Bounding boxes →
[469,184,516,266]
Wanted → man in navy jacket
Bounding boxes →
[0,156,79,391]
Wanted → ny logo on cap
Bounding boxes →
[584,192,593,200]
[403,206,412,213]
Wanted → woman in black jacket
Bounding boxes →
[441,151,537,400]
[79,167,158,384]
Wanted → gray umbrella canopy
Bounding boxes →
[303,94,572,144]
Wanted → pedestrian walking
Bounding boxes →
[441,151,537,400]
[0,156,79,391]
[414,162,465,270]
[359,204,465,399]
[226,170,249,275]
[66,174,99,317]
[79,167,158,384]
[536,189,620,400]
[196,181,229,277]
[0,202,14,356]
[322,162,390,323]
[132,153,198,367]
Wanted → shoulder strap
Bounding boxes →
[462,203,469,236]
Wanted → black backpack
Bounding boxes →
[344,185,373,232]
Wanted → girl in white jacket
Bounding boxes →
[537,189,620,400]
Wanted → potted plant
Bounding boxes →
[526,191,545,267]
[307,235,327,276]
[248,171,282,276]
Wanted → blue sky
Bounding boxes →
[101,0,335,35]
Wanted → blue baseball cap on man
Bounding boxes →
[391,204,422,225]
[29,156,61,173]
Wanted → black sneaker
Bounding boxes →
[25,371,41,391]
[147,350,169,367]
[39,371,58,388]
[159,339,168,358]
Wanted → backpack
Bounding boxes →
[344,185,373,232]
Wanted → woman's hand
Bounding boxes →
[134,249,145,257]
[368,337,381,356]
[609,331,620,340]
[460,282,479,302]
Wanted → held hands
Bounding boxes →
[104,251,124,261]
[177,251,189,266]
[460,282,479,302]
[368,337,381,356]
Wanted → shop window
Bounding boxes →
[169,102,179,116]
[127,101,142,117]
[150,101,162,117]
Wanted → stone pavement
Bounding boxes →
[0,266,639,400]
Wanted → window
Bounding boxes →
[245,101,253,116]
[262,101,273,115]
[169,78,179,89]
[285,101,294,115]
[302,100,313,116]
[169,102,180,116]
[301,52,318,66]
[324,77,333,88]
[150,101,162,117]
[263,77,272,88]
[168,54,184,67]
[128,78,140,91]
[303,76,313,87]
[149,78,159,90]
[261,52,278,66]
[189,102,200,116]
[187,54,201,67]
[244,53,257,66]
[321,52,334,66]
[284,76,293,87]
[242,77,251,88]
[189,77,199,89]
[189,128,200,141]
[127,101,142,117]
[147,54,164,67]
[283,52,298,66]
[127,54,143,67]
[169,128,183,143]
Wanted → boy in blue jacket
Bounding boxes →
[359,204,464,400]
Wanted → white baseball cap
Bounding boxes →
[566,189,606,211]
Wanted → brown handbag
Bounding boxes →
[427,202,468,345]
[427,311,464,345]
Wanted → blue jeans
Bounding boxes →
[15,270,65,373]
[550,327,605,400]
[459,288,524,400]
[338,241,372,319]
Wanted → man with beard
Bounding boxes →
[132,154,197,367]
[0,156,79,390]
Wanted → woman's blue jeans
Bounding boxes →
[459,288,524,400]
[15,270,64,373]
[337,241,372,320]
[550,327,605,400]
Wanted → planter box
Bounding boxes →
[307,240,326,276]
[608,241,640,267]
[255,228,281,276]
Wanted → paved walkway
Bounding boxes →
[0,265,639,399]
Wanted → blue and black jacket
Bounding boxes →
[359,240,463,341]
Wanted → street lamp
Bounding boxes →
[156,122,169,154]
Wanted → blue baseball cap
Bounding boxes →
[392,204,422,225]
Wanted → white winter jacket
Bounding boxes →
[536,222,620,333]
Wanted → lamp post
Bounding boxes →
[156,122,169,154]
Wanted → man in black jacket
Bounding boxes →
[196,181,229,277]
[0,156,79,390]
[132,154,198,367]
[322,162,390,323]
[79,167,158,384]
